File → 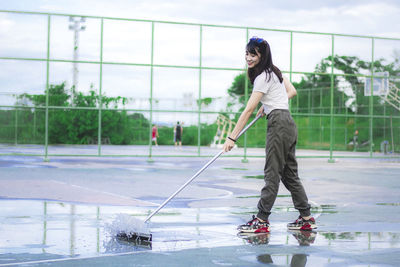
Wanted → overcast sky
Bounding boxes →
[2,0,400,37]
[0,0,399,124]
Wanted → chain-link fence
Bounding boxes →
[1,10,399,161]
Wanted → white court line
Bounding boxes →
[51,180,159,206]
[169,189,234,203]
[309,200,322,220]
[51,180,233,206]
[0,250,151,266]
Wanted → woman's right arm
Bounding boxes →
[222,92,263,152]
[283,76,297,99]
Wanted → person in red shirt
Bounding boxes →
[152,125,159,146]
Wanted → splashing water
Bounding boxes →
[105,213,150,238]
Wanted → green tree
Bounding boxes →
[227,72,253,105]
[13,83,150,145]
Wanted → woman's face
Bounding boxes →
[245,49,261,68]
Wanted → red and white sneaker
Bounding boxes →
[287,216,317,231]
[238,215,270,233]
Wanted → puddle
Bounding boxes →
[1,199,400,266]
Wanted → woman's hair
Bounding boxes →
[246,37,283,84]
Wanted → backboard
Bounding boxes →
[364,71,389,96]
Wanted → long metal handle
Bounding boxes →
[144,113,263,223]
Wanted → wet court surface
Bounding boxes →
[1,152,400,266]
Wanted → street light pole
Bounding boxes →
[68,16,86,105]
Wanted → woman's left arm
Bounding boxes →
[222,91,264,152]
[283,76,297,99]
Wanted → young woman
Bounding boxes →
[223,37,317,233]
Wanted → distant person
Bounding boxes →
[152,125,159,146]
[174,121,183,147]
[353,129,359,151]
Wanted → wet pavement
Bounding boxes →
[1,143,397,158]
[0,150,400,266]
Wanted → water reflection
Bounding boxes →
[257,253,308,267]
[237,231,317,247]
[1,199,400,263]
[104,236,152,253]
[1,200,103,256]
[290,230,317,246]
[237,232,270,245]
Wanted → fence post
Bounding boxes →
[242,28,249,163]
[147,21,155,162]
[44,14,51,162]
[197,25,203,156]
[98,18,104,156]
[14,108,18,145]
[328,34,335,163]
[369,37,375,157]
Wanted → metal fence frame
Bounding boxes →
[1,10,400,161]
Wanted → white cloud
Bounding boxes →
[342,2,396,17]
[246,2,400,38]
[0,14,14,33]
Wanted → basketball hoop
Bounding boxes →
[364,72,389,96]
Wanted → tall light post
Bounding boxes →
[68,16,86,104]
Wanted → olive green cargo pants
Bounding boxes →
[256,109,311,221]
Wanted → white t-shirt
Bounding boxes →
[252,71,288,115]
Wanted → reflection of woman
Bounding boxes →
[223,37,317,233]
